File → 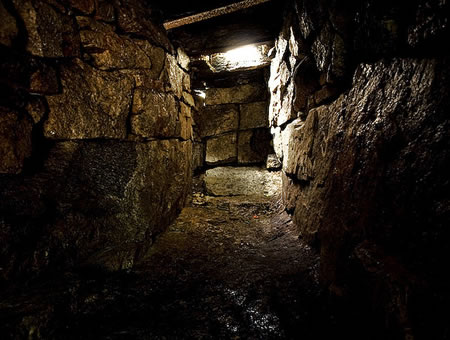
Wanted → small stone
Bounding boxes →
[266,154,281,170]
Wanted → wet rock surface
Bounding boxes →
[0,0,193,283]
[0,191,357,339]
[205,167,282,197]
[269,1,450,337]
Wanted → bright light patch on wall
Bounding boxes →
[223,45,262,67]
[194,89,206,99]
[195,42,273,73]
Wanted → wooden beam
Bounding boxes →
[163,0,272,30]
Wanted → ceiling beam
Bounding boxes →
[163,0,272,30]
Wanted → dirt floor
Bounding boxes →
[0,175,350,339]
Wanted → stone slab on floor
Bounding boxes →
[205,166,281,197]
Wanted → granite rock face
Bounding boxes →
[205,83,266,105]
[80,29,165,72]
[0,108,32,174]
[196,104,239,138]
[13,0,80,58]
[131,89,179,138]
[205,133,237,165]
[238,129,273,164]
[239,101,268,130]
[0,139,192,276]
[0,0,193,282]
[44,59,134,140]
[0,1,18,47]
[271,1,450,337]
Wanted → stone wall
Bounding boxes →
[270,0,449,337]
[0,0,193,281]
[192,70,272,170]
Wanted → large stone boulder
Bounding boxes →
[0,139,192,278]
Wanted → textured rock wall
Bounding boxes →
[270,0,450,337]
[193,73,273,170]
[0,0,193,281]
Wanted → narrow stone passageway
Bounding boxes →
[0,172,333,339]
[1,0,449,338]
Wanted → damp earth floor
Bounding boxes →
[0,169,354,339]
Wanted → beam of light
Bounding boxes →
[223,44,262,67]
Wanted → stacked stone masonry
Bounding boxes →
[193,80,273,169]
[270,0,450,338]
[0,0,194,280]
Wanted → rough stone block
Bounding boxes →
[0,139,192,275]
[26,95,47,124]
[44,59,133,139]
[183,91,195,107]
[196,104,239,138]
[238,129,273,164]
[164,54,186,98]
[0,2,18,47]
[177,47,190,71]
[116,0,173,52]
[14,0,79,57]
[29,65,59,95]
[205,133,237,165]
[205,83,266,105]
[311,23,333,73]
[67,0,95,14]
[179,102,193,140]
[131,89,179,138]
[80,30,165,73]
[239,101,268,130]
[0,108,32,174]
[95,0,115,22]
[192,142,205,171]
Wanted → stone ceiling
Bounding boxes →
[149,0,288,56]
